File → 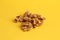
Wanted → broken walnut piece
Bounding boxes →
[32,14,38,18]
[31,18,42,28]
[23,16,32,22]
[14,15,23,22]
[21,22,33,31]
[24,11,31,17]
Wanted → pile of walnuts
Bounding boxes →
[14,11,45,31]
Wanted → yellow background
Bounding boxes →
[0,0,60,40]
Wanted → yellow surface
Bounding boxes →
[0,0,60,40]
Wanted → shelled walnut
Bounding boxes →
[14,11,45,31]
[21,22,33,31]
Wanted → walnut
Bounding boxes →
[14,11,45,31]
[21,22,33,31]
[14,15,23,22]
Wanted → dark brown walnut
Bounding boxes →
[21,22,33,31]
